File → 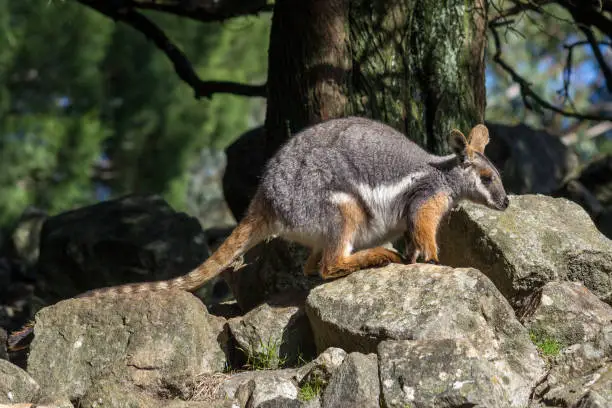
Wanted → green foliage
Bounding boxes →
[529,330,563,358]
[0,0,270,227]
[240,337,287,371]
[298,373,324,402]
[0,112,107,225]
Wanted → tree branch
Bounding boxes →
[488,0,554,25]
[489,25,612,121]
[79,1,266,99]
[557,0,612,38]
[129,0,274,24]
[574,20,612,93]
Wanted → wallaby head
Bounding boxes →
[449,124,509,211]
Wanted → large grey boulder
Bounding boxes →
[306,264,545,407]
[36,195,210,303]
[438,195,612,304]
[321,352,379,408]
[379,339,512,408]
[27,290,227,400]
[0,360,40,404]
[227,292,315,368]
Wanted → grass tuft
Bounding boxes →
[298,373,324,402]
[239,337,287,370]
[529,330,563,358]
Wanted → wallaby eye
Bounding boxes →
[481,174,493,185]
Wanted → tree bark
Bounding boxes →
[264,0,487,156]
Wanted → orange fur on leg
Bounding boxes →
[320,199,402,280]
[322,247,403,279]
[412,192,450,263]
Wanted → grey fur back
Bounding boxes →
[259,117,440,245]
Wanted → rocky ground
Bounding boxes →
[0,194,611,408]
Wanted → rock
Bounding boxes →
[235,374,300,408]
[485,122,578,195]
[294,347,347,387]
[532,342,608,405]
[379,339,514,408]
[321,352,379,408]
[192,368,324,407]
[306,264,546,407]
[36,195,210,303]
[222,239,318,312]
[0,329,6,360]
[228,292,315,368]
[535,362,612,408]
[206,368,297,402]
[572,365,612,408]
[0,360,40,404]
[27,290,227,400]
[438,195,612,304]
[519,281,612,352]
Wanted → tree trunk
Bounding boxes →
[263,0,351,159]
[264,0,487,156]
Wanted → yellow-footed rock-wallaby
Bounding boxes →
[9,116,508,349]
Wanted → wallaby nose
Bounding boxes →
[502,196,509,209]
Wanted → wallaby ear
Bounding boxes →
[467,124,489,154]
[449,129,469,158]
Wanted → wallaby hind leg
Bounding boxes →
[319,198,402,280]
[321,246,403,280]
[411,192,450,263]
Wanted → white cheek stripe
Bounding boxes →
[476,177,495,206]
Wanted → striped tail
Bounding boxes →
[8,213,267,351]
[78,214,267,297]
